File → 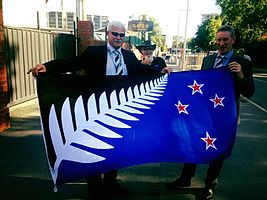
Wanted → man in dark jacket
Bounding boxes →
[167,25,255,199]
[28,21,172,197]
[137,40,167,71]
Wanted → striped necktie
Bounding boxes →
[113,50,122,76]
[214,55,224,68]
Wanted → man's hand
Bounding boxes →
[27,64,46,77]
[228,62,244,79]
[161,66,173,74]
[141,55,153,65]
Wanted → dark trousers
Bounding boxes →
[181,160,224,186]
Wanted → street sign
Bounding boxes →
[128,20,154,32]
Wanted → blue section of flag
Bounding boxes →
[38,68,237,185]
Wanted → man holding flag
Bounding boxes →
[28,21,172,197]
[28,22,252,200]
[167,25,255,199]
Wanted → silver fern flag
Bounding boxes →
[37,68,237,185]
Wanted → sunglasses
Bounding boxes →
[111,32,125,37]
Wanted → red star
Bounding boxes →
[188,80,204,95]
[201,131,217,150]
[174,101,189,114]
[210,94,225,108]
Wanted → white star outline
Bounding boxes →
[188,80,204,95]
[174,100,189,115]
[201,131,217,150]
[210,94,225,108]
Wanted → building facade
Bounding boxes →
[47,11,109,30]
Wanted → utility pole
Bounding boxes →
[182,0,190,71]
[76,0,81,20]
[176,8,191,69]
[61,0,67,29]
[176,10,181,67]
[81,0,86,20]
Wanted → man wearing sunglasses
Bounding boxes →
[28,21,172,77]
[28,21,172,197]
[137,40,167,71]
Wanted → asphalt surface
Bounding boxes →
[0,79,267,200]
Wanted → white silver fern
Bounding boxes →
[43,74,168,184]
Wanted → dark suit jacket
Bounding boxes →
[201,52,255,103]
[150,57,167,71]
[44,45,161,77]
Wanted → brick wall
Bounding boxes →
[0,1,10,132]
[77,20,106,54]
[77,20,94,54]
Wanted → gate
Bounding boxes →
[4,27,75,106]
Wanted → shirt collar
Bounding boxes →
[217,49,234,59]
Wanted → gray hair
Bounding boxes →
[107,21,126,32]
[217,25,236,40]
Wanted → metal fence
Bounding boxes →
[185,53,206,70]
[166,52,206,71]
[4,27,75,106]
[4,27,206,106]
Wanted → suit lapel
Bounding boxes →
[121,49,129,66]
[202,54,216,70]
[99,46,108,76]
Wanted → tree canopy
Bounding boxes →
[189,0,266,57]
[189,14,222,52]
[216,0,267,44]
[136,15,167,51]
[148,16,167,51]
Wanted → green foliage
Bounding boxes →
[214,0,267,66]
[135,15,167,51]
[177,0,266,65]
[148,16,167,51]
[216,0,267,45]
[172,35,183,49]
[188,15,222,51]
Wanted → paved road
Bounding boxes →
[0,72,266,200]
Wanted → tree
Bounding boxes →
[215,0,267,66]
[216,0,267,45]
[135,15,167,51]
[148,16,167,51]
[172,35,183,49]
[189,14,222,52]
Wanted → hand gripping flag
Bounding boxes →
[37,68,237,186]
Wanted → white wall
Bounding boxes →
[3,0,47,28]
